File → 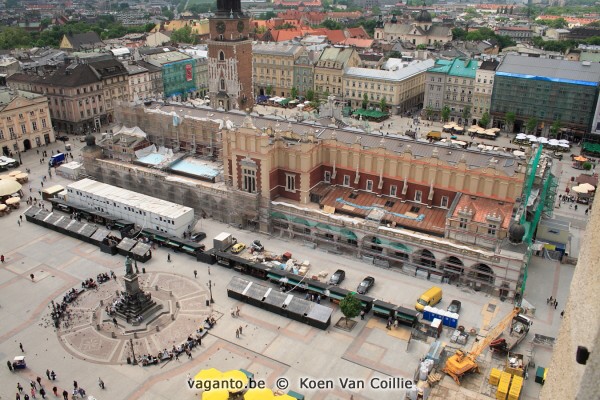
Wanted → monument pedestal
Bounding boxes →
[113,262,160,322]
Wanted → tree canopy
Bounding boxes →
[339,293,362,326]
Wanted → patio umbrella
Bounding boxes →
[5,196,20,205]
[443,124,453,129]
[477,144,486,149]
[202,390,230,400]
[491,128,501,132]
[574,156,588,162]
[513,150,526,157]
[0,204,7,212]
[194,368,223,383]
[559,139,570,143]
[8,170,22,176]
[0,174,13,180]
[538,137,549,143]
[244,388,275,400]
[0,179,21,196]
[528,137,538,142]
[580,183,595,191]
[559,143,570,149]
[454,126,464,131]
[571,185,589,194]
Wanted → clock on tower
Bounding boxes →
[207,0,253,111]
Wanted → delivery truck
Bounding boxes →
[49,153,66,167]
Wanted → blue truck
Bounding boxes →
[49,153,66,167]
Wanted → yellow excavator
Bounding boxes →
[442,307,522,385]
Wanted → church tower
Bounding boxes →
[207,0,253,111]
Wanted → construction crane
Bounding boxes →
[442,307,522,385]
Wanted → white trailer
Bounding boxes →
[66,178,194,237]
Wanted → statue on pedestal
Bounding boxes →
[125,256,134,276]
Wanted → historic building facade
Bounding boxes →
[86,103,531,300]
[0,89,55,156]
[207,0,254,111]
[253,43,302,98]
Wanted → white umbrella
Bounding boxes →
[477,144,486,149]
[513,150,526,157]
[559,143,570,148]
[580,183,595,191]
[571,185,589,194]
[527,135,537,140]
[549,139,560,145]
[0,179,21,196]
[538,137,549,143]
[529,137,538,142]
[559,139,570,144]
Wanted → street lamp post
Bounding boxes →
[129,338,136,364]
[208,280,214,304]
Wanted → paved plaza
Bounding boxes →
[0,121,585,400]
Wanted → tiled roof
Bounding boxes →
[8,64,100,87]
[342,38,373,48]
[63,32,104,50]
[316,184,448,235]
[253,43,302,56]
[345,59,435,81]
[452,195,514,229]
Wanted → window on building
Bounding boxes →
[366,180,373,192]
[32,121,37,131]
[324,171,331,183]
[488,224,497,236]
[415,190,422,202]
[9,127,15,139]
[343,175,350,186]
[0,129,3,139]
[21,124,26,135]
[390,185,397,197]
[242,168,256,193]
[220,79,225,91]
[441,196,449,208]
[459,217,467,229]
[286,174,296,192]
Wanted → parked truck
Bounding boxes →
[49,153,66,167]
[213,232,237,252]
[489,313,532,353]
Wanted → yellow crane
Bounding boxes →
[442,307,522,385]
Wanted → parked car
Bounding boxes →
[56,135,69,142]
[231,243,246,254]
[190,232,207,242]
[329,269,346,285]
[251,239,264,252]
[356,276,375,294]
[447,300,462,314]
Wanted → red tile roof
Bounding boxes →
[346,26,370,39]
[343,38,374,48]
[326,29,347,44]
[315,184,448,236]
[452,195,514,229]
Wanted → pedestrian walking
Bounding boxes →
[208,266,211,275]
[30,273,35,281]
[45,369,50,380]
[193,270,197,278]
[30,387,36,399]
[17,383,23,393]
[360,310,365,320]
[30,380,36,390]
[39,388,45,399]
[236,306,240,317]
[167,253,171,263]
[62,390,68,400]
[36,377,41,386]
[186,348,192,359]
[40,181,43,188]
[560,310,564,318]
[73,381,77,390]
[18,219,21,227]
[230,308,235,317]
[8,360,13,371]
[98,378,105,389]
[1,254,4,263]
[235,328,240,338]
[554,301,558,310]
[52,387,57,397]
[24,394,29,400]
[16,392,21,400]
[112,317,118,327]
[50,371,56,381]
[175,351,179,361]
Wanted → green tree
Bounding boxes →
[321,19,343,30]
[306,89,315,102]
[119,2,129,10]
[479,112,490,129]
[170,25,193,43]
[583,161,592,171]
[462,106,471,126]
[425,106,434,120]
[505,112,516,133]
[550,119,561,138]
[526,117,538,134]
[379,97,387,112]
[290,87,298,99]
[275,23,296,30]
[416,44,427,50]
[339,293,362,327]
[372,6,381,15]
[266,85,273,96]
[441,106,450,122]
[452,27,467,40]
[362,93,369,109]
[162,8,174,19]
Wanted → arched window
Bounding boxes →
[219,51,225,61]
[220,79,225,91]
